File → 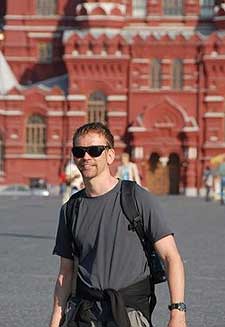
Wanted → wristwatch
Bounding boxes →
[168,302,186,312]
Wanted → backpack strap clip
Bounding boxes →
[128,216,142,231]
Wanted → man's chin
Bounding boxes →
[82,172,95,179]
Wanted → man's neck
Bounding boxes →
[84,175,119,197]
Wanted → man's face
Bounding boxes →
[73,132,115,180]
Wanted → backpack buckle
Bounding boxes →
[128,216,142,231]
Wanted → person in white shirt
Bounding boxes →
[116,152,141,185]
[62,159,83,204]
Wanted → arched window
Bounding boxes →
[200,0,214,18]
[172,59,183,90]
[132,0,147,17]
[26,115,46,154]
[163,0,183,15]
[0,134,4,173]
[151,59,162,89]
[36,0,57,15]
[87,91,107,124]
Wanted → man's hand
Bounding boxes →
[168,311,187,327]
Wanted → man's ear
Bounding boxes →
[107,148,115,165]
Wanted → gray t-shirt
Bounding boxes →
[53,180,172,291]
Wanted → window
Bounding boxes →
[172,59,183,90]
[163,0,183,15]
[151,59,162,89]
[0,134,4,173]
[36,0,57,15]
[88,91,107,124]
[38,42,53,63]
[200,0,214,18]
[132,0,147,17]
[26,115,46,154]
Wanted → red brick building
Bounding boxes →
[0,0,225,195]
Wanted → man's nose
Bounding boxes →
[83,151,92,159]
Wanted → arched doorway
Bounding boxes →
[168,153,180,194]
[147,153,169,195]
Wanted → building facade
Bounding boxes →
[0,0,225,195]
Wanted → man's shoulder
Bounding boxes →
[64,189,85,210]
[133,182,161,207]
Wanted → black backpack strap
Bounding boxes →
[120,180,156,322]
[65,190,84,297]
[120,180,153,257]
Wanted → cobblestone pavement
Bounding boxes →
[0,195,225,327]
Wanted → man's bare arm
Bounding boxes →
[49,257,74,327]
[154,235,187,327]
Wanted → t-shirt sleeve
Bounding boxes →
[135,185,173,243]
[53,204,74,260]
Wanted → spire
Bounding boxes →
[0,51,19,94]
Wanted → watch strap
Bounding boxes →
[168,302,186,312]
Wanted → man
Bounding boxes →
[49,122,187,327]
[116,152,141,185]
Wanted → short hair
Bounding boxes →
[73,122,114,148]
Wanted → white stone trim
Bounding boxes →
[204,112,224,118]
[128,126,147,132]
[76,16,124,22]
[139,86,150,90]
[182,126,199,132]
[161,59,171,64]
[68,54,129,60]
[0,94,25,100]
[4,25,67,31]
[185,187,198,197]
[18,154,61,159]
[66,111,86,117]
[214,15,225,21]
[67,95,86,101]
[107,111,127,117]
[28,32,61,38]
[20,154,47,159]
[205,54,225,60]
[5,15,60,19]
[76,3,126,15]
[47,111,64,117]
[0,109,22,116]
[183,59,196,64]
[165,97,199,130]
[45,95,66,101]
[4,56,36,62]
[204,96,224,102]
[107,95,127,101]
[161,86,171,90]
[132,58,149,63]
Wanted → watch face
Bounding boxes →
[178,303,186,311]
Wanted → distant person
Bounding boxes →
[62,159,83,204]
[116,152,141,185]
[202,166,213,201]
[218,156,225,205]
[58,171,66,196]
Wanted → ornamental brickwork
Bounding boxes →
[0,0,225,196]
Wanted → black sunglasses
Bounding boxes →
[71,145,110,158]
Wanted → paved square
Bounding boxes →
[0,195,224,327]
